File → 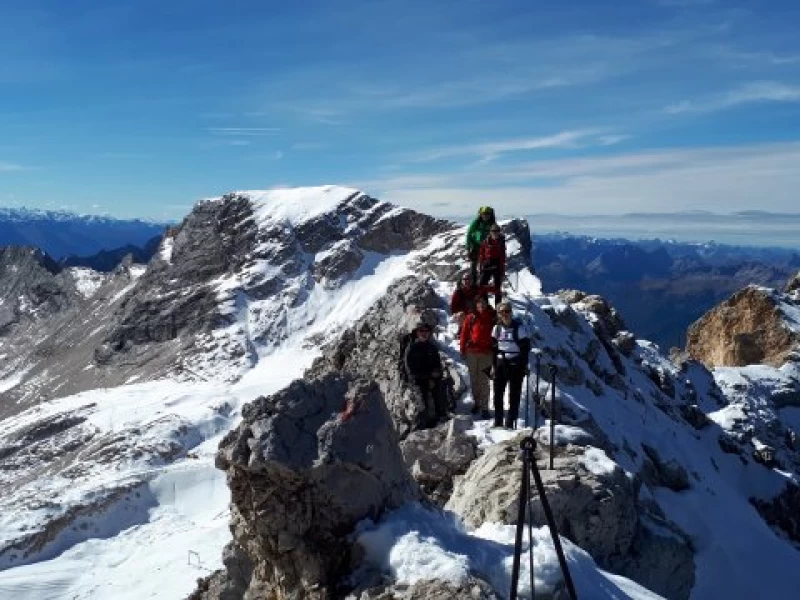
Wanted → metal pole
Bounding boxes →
[510,451,530,600]
[526,438,578,600]
[549,365,557,470]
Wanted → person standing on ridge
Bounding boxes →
[479,223,506,305]
[460,296,495,419]
[466,206,496,283]
[492,302,532,429]
[450,272,498,331]
[404,321,448,428]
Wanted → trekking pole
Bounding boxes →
[549,364,557,470]
[510,436,578,600]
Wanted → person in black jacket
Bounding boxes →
[404,321,448,427]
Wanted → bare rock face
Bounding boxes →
[352,577,500,599]
[0,246,75,335]
[445,436,695,600]
[214,375,419,599]
[786,271,800,294]
[308,276,451,437]
[399,416,478,506]
[751,481,800,544]
[686,285,800,367]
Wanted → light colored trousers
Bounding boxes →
[465,351,493,410]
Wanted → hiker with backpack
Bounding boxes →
[466,206,496,284]
[479,223,506,305]
[403,321,448,428]
[450,272,498,330]
[491,301,532,429]
[459,295,495,419]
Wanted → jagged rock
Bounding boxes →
[718,433,743,455]
[575,294,626,339]
[770,386,800,408]
[400,417,478,506]
[753,444,778,468]
[502,219,533,274]
[446,437,638,566]
[214,375,419,599]
[641,444,690,491]
[680,404,710,429]
[358,209,451,254]
[687,285,800,367]
[751,482,800,544]
[187,541,254,600]
[313,240,365,287]
[613,331,636,356]
[557,289,586,305]
[352,577,500,599]
[446,436,694,599]
[615,515,695,600]
[308,276,450,437]
[785,271,800,294]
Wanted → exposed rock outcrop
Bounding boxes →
[445,436,695,600]
[399,416,478,506]
[686,285,800,367]
[308,276,452,437]
[751,482,800,545]
[214,375,419,599]
[352,577,499,599]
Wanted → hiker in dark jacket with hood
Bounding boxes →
[404,321,448,427]
[465,206,496,283]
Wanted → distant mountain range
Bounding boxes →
[534,233,800,351]
[0,207,170,260]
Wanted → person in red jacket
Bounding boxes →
[459,296,495,419]
[479,224,505,305]
[450,273,498,330]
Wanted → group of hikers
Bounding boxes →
[402,206,533,430]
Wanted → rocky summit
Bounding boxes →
[1,187,799,600]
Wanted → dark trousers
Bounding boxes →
[414,377,448,426]
[469,247,480,283]
[493,360,525,428]
[479,263,503,305]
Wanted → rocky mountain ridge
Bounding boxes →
[1,188,799,599]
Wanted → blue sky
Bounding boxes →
[1,0,799,221]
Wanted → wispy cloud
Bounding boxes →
[412,130,626,163]
[207,127,281,136]
[250,151,284,161]
[665,81,800,114]
[358,142,800,217]
[0,161,25,172]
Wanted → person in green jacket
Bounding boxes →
[466,206,496,282]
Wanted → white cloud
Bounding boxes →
[0,161,25,172]
[412,129,624,163]
[360,142,800,217]
[207,127,281,136]
[665,81,800,114]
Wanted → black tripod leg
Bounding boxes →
[510,452,530,600]
[527,474,536,600]
[529,459,578,600]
